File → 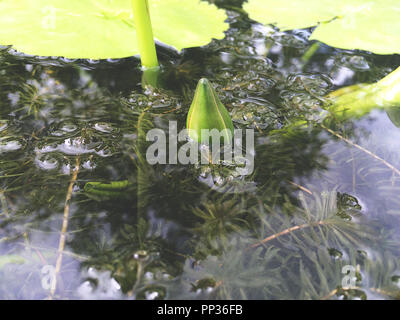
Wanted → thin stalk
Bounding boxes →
[49,157,80,299]
[287,180,313,195]
[132,0,159,69]
[320,124,400,177]
[0,191,9,217]
[301,42,320,65]
[249,220,325,249]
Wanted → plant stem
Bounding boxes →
[132,0,159,69]
[49,157,80,299]
[142,67,160,88]
[319,124,400,177]
[249,220,325,249]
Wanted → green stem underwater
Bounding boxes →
[132,0,159,69]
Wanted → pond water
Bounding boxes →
[1,2,400,300]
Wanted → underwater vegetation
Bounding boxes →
[0,0,399,300]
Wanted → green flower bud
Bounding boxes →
[186,78,234,144]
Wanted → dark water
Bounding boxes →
[0,4,400,300]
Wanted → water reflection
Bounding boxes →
[0,6,399,300]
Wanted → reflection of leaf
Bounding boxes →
[0,0,228,59]
[0,255,26,269]
[244,0,400,54]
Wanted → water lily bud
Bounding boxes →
[186,78,234,144]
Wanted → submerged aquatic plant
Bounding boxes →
[2,3,400,300]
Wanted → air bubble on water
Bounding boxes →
[87,59,100,64]
[214,175,224,185]
[77,268,121,300]
[35,154,59,170]
[220,52,235,64]
[137,286,166,300]
[205,287,214,294]
[0,139,22,153]
[61,164,71,175]
[36,144,57,154]
[96,148,113,157]
[198,171,257,194]
[106,58,120,63]
[51,130,64,137]
[59,138,97,155]
[60,57,77,64]
[94,122,113,133]
[60,123,78,133]
[145,291,159,300]
[82,160,96,170]
[145,272,154,280]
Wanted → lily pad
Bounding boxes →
[244,0,400,55]
[0,0,228,59]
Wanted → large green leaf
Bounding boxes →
[0,0,228,59]
[244,0,400,55]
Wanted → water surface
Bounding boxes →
[0,4,400,300]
